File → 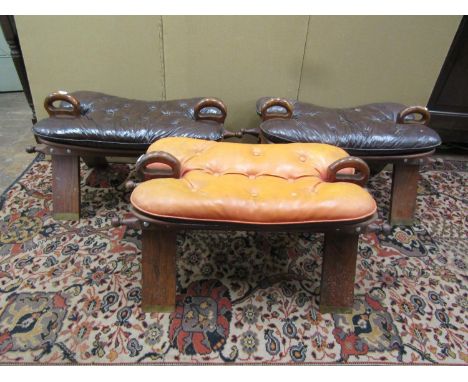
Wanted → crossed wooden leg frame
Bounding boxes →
[113,210,387,314]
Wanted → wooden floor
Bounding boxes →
[0,92,35,194]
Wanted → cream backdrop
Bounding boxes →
[16,15,461,130]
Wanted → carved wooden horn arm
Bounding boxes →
[396,106,431,125]
[44,91,81,117]
[135,151,182,179]
[260,98,294,121]
[194,98,227,123]
[326,157,370,186]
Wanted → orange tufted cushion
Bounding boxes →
[131,137,377,224]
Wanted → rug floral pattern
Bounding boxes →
[0,156,466,364]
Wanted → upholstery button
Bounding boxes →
[252,148,261,156]
[299,155,306,162]
[249,175,256,179]
[251,191,258,197]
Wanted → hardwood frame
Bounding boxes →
[114,208,378,314]
[112,150,382,314]
[256,101,435,226]
[26,91,234,220]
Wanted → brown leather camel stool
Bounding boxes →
[112,137,385,314]
[254,98,442,225]
[26,91,228,220]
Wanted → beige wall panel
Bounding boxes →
[163,16,309,130]
[16,16,164,120]
[299,16,461,107]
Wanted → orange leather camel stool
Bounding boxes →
[114,137,379,314]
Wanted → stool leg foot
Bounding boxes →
[320,232,359,314]
[141,229,177,313]
[390,163,420,225]
[82,156,108,168]
[51,155,80,220]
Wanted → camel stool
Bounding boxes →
[26,91,228,220]
[113,137,382,314]
[253,97,442,225]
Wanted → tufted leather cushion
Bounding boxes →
[33,91,225,149]
[130,137,377,224]
[257,97,441,155]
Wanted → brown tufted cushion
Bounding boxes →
[256,97,441,155]
[131,137,377,224]
[33,91,225,149]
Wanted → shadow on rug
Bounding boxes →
[0,155,466,365]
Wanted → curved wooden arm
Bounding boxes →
[260,98,293,121]
[135,151,181,179]
[326,157,370,186]
[44,91,81,117]
[194,98,227,123]
[397,106,430,125]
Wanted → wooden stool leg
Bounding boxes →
[82,156,108,168]
[141,229,177,313]
[320,232,359,314]
[51,154,80,220]
[390,162,420,225]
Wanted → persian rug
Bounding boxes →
[0,155,466,365]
